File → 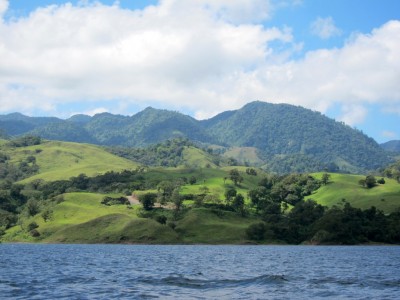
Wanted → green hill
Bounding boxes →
[2,140,138,182]
[307,173,400,213]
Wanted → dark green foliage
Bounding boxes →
[377,178,385,184]
[232,193,245,215]
[359,175,377,188]
[0,209,17,229]
[41,209,53,222]
[246,168,257,176]
[29,229,40,237]
[229,169,243,186]
[246,222,266,241]
[205,101,391,173]
[156,215,167,224]
[383,160,400,182]
[9,135,41,147]
[224,186,237,204]
[26,199,40,216]
[321,173,331,185]
[101,196,129,206]
[0,155,39,182]
[189,176,197,185]
[27,221,39,232]
[139,193,157,211]
[108,138,194,167]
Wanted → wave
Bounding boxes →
[138,274,288,289]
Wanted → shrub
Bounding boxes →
[156,215,167,225]
[246,222,266,241]
[27,221,39,232]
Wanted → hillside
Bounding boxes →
[0,101,392,173]
[307,173,400,213]
[381,140,400,153]
[204,102,391,173]
[0,140,139,182]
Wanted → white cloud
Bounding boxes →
[381,130,397,139]
[338,105,368,126]
[71,107,109,117]
[310,16,341,39]
[0,1,399,127]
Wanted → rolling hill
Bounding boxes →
[307,173,400,213]
[0,140,139,182]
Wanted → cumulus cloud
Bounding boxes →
[310,16,342,39]
[0,0,399,126]
[0,0,8,16]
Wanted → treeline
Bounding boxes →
[107,138,227,168]
[382,159,400,182]
[107,139,193,167]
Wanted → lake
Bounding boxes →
[1,244,399,299]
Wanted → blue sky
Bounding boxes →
[0,0,399,143]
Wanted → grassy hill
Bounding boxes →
[307,173,400,213]
[2,192,257,244]
[2,192,178,243]
[2,140,138,182]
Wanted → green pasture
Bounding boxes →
[175,208,256,244]
[307,173,400,213]
[2,192,137,242]
[5,140,138,182]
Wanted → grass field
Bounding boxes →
[3,192,257,244]
[181,146,218,168]
[175,208,256,244]
[307,173,400,213]
[2,192,138,242]
[222,147,264,166]
[4,140,138,182]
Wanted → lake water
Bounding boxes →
[0,244,399,299]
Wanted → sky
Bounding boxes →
[0,0,399,143]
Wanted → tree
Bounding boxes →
[189,176,197,185]
[321,173,331,185]
[224,187,237,204]
[246,168,257,176]
[172,188,183,212]
[41,209,53,222]
[365,175,377,188]
[248,187,270,212]
[232,193,245,215]
[26,199,40,216]
[229,169,243,186]
[246,222,266,241]
[157,181,174,204]
[139,192,157,210]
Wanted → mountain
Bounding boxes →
[0,101,393,173]
[203,101,391,173]
[381,140,400,153]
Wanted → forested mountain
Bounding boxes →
[0,101,393,173]
[381,140,400,153]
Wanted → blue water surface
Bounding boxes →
[0,244,399,299]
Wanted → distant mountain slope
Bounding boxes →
[203,101,391,173]
[0,101,392,173]
[381,140,400,153]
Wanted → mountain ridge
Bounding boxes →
[0,101,393,173]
